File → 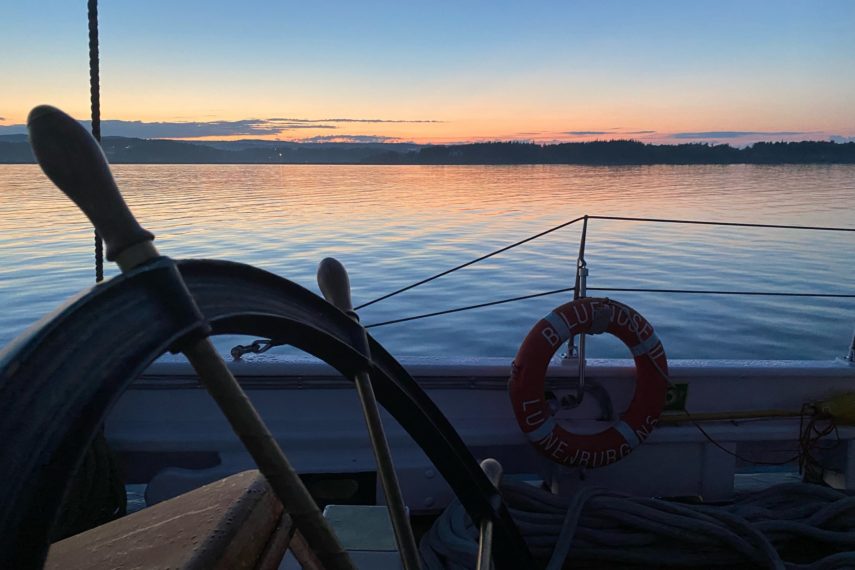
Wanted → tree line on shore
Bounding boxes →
[1,135,853,164]
[370,140,855,165]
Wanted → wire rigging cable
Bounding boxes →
[364,287,855,328]
[354,215,586,310]
[357,214,855,311]
[589,215,855,233]
[231,214,854,355]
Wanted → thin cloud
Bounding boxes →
[562,129,655,136]
[0,115,440,139]
[100,119,284,137]
[92,119,340,137]
[295,134,403,143]
[0,118,335,138]
[270,117,442,124]
[672,131,806,139]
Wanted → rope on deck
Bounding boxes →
[421,481,855,569]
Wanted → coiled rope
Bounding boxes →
[421,481,855,569]
[52,430,127,540]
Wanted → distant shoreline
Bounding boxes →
[1,137,853,165]
[4,159,855,166]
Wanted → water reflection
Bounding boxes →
[0,164,853,359]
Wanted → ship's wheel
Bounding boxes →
[0,106,533,569]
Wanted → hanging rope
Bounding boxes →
[88,0,104,283]
[57,0,128,533]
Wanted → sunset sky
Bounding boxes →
[1,0,853,145]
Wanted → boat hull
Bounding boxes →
[109,356,855,509]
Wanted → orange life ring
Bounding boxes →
[509,297,668,468]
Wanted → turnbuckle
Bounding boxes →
[230,338,276,360]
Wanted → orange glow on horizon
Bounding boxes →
[1,104,853,146]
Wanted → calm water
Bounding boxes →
[1,164,853,360]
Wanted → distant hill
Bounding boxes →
[0,135,423,164]
[0,134,35,162]
[1,135,853,165]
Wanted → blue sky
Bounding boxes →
[1,0,853,144]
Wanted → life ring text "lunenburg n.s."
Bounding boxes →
[509,297,668,468]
